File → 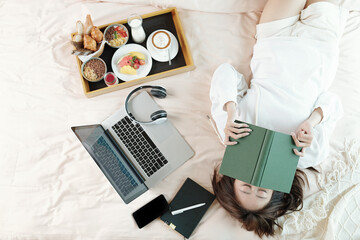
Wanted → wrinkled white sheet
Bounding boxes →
[0,0,359,239]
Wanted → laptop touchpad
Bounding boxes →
[146,122,175,144]
[128,91,174,143]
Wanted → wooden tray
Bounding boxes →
[72,7,195,98]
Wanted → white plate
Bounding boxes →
[111,44,153,82]
[146,30,179,62]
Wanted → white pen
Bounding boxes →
[206,115,226,146]
[171,203,206,215]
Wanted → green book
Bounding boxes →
[219,121,301,193]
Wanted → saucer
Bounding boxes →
[146,30,179,62]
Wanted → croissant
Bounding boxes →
[91,26,103,43]
[84,34,97,51]
[85,14,94,35]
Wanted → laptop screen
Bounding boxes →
[71,124,148,204]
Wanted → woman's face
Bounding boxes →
[234,179,273,211]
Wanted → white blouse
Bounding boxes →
[210,37,343,169]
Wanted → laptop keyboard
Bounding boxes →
[93,136,138,196]
[112,116,168,177]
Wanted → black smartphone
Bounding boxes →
[132,194,169,229]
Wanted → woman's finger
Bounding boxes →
[293,148,305,157]
[297,131,313,142]
[291,133,311,148]
[224,140,237,146]
[297,135,312,143]
[227,127,252,134]
[228,132,240,139]
[295,138,311,147]
[291,133,306,147]
[231,132,250,139]
[230,123,249,129]
[224,135,238,145]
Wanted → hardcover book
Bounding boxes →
[160,178,215,238]
[219,121,301,193]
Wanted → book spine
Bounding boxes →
[251,130,274,186]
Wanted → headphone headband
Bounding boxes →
[124,85,167,124]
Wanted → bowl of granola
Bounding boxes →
[104,24,129,48]
[81,57,107,82]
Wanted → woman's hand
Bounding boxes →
[291,107,323,157]
[223,101,252,145]
[291,120,313,157]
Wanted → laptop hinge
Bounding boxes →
[105,129,146,183]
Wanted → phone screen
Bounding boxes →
[132,194,169,228]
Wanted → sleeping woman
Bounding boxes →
[210,0,348,237]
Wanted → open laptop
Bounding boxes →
[71,91,194,204]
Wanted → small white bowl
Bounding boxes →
[78,40,105,63]
[104,24,129,48]
[81,57,107,82]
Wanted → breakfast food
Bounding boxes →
[117,52,146,75]
[84,34,97,51]
[77,20,84,34]
[85,14,94,35]
[71,14,103,53]
[91,26,103,43]
[83,58,106,81]
[105,25,128,47]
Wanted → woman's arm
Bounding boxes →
[209,63,250,145]
[292,107,324,157]
[307,107,323,127]
[294,92,343,167]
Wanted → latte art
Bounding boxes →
[152,31,171,49]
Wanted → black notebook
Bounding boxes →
[160,178,215,239]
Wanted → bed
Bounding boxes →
[1,0,360,239]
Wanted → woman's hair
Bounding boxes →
[212,169,308,238]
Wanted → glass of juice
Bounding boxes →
[104,72,119,86]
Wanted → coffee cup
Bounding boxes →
[151,30,173,64]
[151,30,172,52]
[147,29,179,63]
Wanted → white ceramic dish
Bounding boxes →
[111,43,152,82]
[146,29,179,62]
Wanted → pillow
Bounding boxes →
[92,0,268,13]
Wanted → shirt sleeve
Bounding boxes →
[210,63,248,112]
[312,91,344,125]
[209,63,248,141]
[297,124,329,168]
[298,91,343,168]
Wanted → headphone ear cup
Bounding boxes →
[150,87,167,99]
[150,110,167,124]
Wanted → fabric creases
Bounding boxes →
[150,0,169,9]
[278,138,360,236]
[318,138,360,189]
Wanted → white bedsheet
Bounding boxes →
[1,0,360,239]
